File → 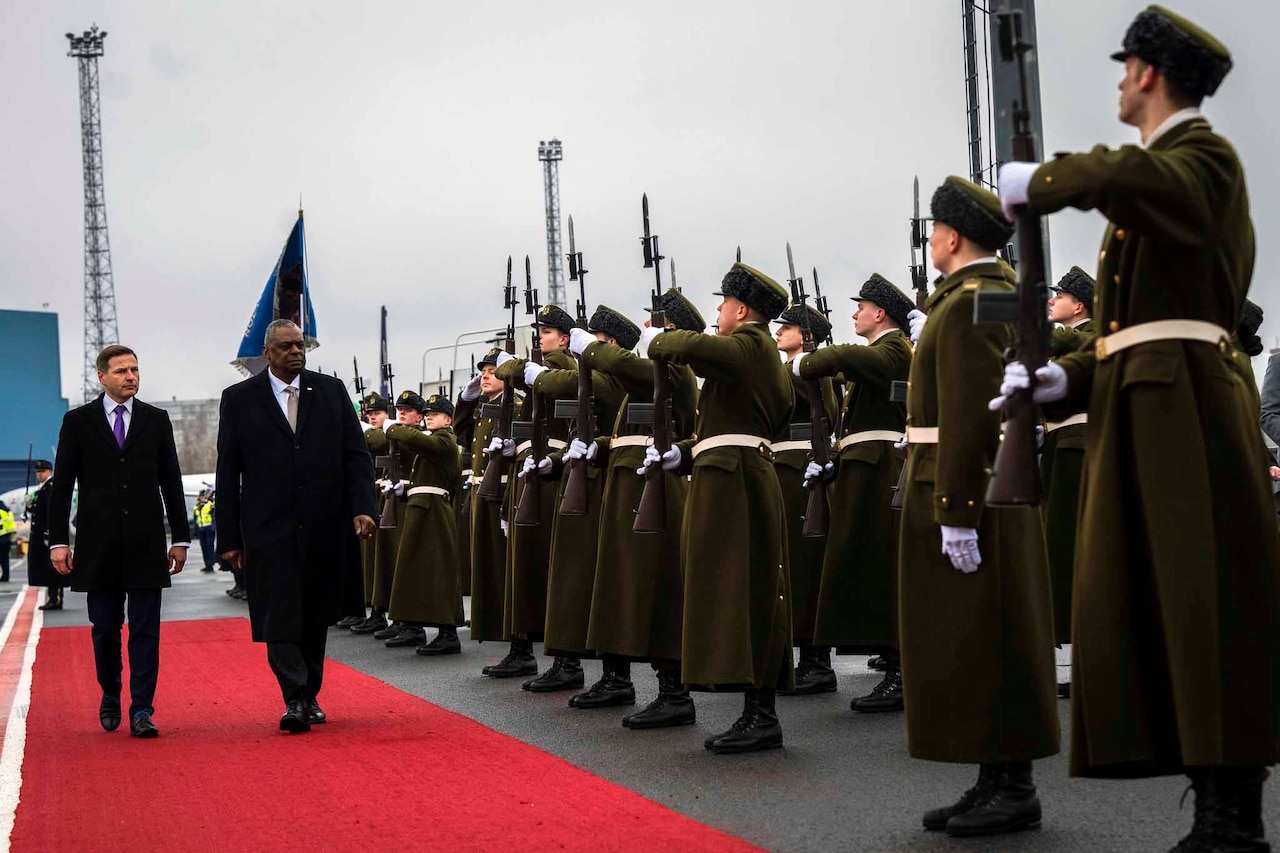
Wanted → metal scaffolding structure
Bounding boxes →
[537,139,565,309]
[66,25,120,402]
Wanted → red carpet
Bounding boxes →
[12,618,760,853]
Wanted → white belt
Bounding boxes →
[1096,320,1229,361]
[609,435,651,449]
[460,469,473,478]
[515,438,568,456]
[770,440,812,454]
[837,430,905,450]
[691,434,772,458]
[407,486,450,498]
[905,426,939,445]
[1045,413,1088,432]
[469,474,508,486]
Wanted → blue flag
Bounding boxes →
[232,211,319,376]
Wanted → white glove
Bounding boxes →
[360,420,377,433]
[791,352,807,377]
[460,374,483,402]
[941,525,981,573]
[894,435,909,450]
[802,460,834,488]
[565,438,598,462]
[637,444,681,476]
[908,309,927,344]
[569,327,596,357]
[382,418,397,432]
[485,436,516,458]
[638,326,664,359]
[393,481,406,497]
[1035,424,1045,451]
[500,519,509,537]
[380,480,395,495]
[519,455,553,479]
[997,161,1040,221]
[988,360,1069,410]
[495,351,516,367]
[524,362,548,387]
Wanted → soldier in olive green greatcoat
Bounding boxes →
[642,263,795,755]
[347,392,391,633]
[492,308,574,681]
[384,394,466,655]
[1040,267,1095,698]
[996,9,1280,847]
[903,177,1058,837]
[581,290,702,730]
[770,304,838,695]
[793,274,914,713]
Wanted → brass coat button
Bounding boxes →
[1113,274,1121,285]
[1114,229,1125,240]
[1110,321,1120,332]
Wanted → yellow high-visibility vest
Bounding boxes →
[0,508,15,537]
[195,502,214,529]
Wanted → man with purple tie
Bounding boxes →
[49,345,190,738]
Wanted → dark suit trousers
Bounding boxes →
[196,528,217,568]
[86,588,162,718]
[266,624,328,704]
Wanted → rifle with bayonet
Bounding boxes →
[514,257,545,527]
[353,357,366,419]
[890,176,935,510]
[976,9,1050,507]
[477,257,518,502]
[786,243,832,538]
[377,362,401,529]
[633,193,670,534]
[560,216,593,516]
[812,266,842,412]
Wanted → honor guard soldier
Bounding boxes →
[904,177,1058,836]
[791,274,914,711]
[347,392,390,631]
[581,290,702,729]
[365,391,424,642]
[996,8,1280,848]
[492,306,574,681]
[525,307,634,706]
[641,263,796,755]
[771,304,838,695]
[1041,267,1095,697]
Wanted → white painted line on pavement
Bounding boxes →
[0,587,43,853]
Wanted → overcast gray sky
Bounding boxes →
[2,1,1276,404]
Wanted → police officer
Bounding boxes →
[193,490,217,572]
[0,497,14,583]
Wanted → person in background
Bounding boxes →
[25,460,63,610]
[194,490,218,572]
[0,497,14,583]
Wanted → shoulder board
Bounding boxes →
[962,279,981,291]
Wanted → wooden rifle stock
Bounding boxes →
[801,377,831,538]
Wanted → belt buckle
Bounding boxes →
[1095,336,1109,361]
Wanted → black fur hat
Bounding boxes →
[931,176,1015,252]
[713,263,789,321]
[1051,266,1096,314]
[1112,5,1232,98]
[853,273,914,332]
[422,393,455,417]
[363,392,390,413]
[531,304,576,335]
[774,303,833,345]
[587,305,642,351]
[1238,299,1265,358]
[649,288,707,332]
[395,389,426,412]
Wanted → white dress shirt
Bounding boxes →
[267,371,302,420]
[1143,107,1203,149]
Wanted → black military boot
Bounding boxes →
[922,763,1006,831]
[373,620,404,641]
[708,689,783,755]
[416,626,462,656]
[867,655,888,671]
[485,641,538,678]
[569,658,635,707]
[623,668,695,729]
[523,656,585,692]
[385,625,427,648]
[350,610,388,634]
[851,661,904,713]
[335,614,364,629]
[784,645,837,695]
[1171,768,1272,853]
[945,760,1041,837]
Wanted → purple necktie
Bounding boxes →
[112,404,127,449]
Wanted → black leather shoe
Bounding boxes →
[38,599,63,612]
[99,696,122,732]
[569,673,634,708]
[226,584,242,598]
[416,628,461,656]
[384,626,426,648]
[867,655,888,671]
[350,612,388,634]
[525,657,586,693]
[486,646,538,678]
[130,711,159,738]
[709,691,782,755]
[200,566,215,572]
[280,700,311,733]
[372,621,403,641]
[308,700,326,725]
[851,665,904,713]
[624,670,695,729]
[1057,682,1071,699]
[783,647,837,695]
[335,615,364,629]
[946,762,1041,837]
[923,764,1006,831]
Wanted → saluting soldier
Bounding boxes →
[770,304,838,695]
[641,263,795,755]
[1040,267,1095,698]
[524,307,635,706]
[491,307,574,681]
[456,349,534,675]
[903,177,1057,836]
[581,290,702,729]
[347,392,390,632]
[997,9,1280,846]
[791,274,914,712]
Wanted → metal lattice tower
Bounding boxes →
[67,25,120,402]
[537,139,565,309]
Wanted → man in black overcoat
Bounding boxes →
[49,345,190,738]
[216,320,376,733]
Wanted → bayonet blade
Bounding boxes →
[736,245,742,263]
[507,255,513,284]
[525,254,532,287]
[567,215,576,256]
[642,194,651,239]
[913,175,920,221]
[812,267,821,296]
[670,257,677,290]
[786,242,798,284]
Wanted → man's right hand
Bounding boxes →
[51,547,74,576]
[220,549,244,571]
